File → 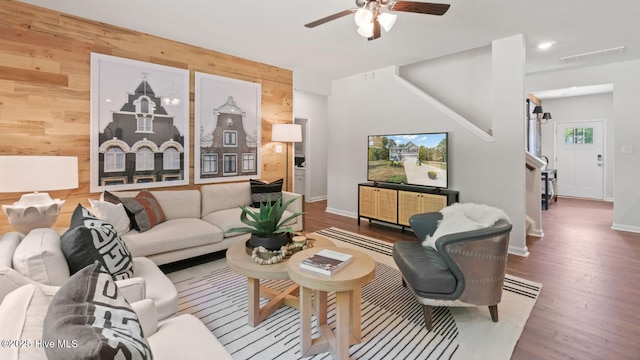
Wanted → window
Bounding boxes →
[104,147,125,172]
[141,98,149,113]
[136,147,154,171]
[137,115,153,133]
[202,154,218,174]
[223,154,237,175]
[565,127,594,144]
[223,130,237,147]
[134,96,154,132]
[242,153,255,172]
[163,148,180,170]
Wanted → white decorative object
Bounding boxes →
[0,156,78,234]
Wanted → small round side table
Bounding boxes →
[226,236,334,327]
[288,247,375,360]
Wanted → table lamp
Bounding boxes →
[0,156,79,234]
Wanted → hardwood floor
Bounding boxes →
[302,198,640,360]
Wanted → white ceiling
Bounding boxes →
[17,0,640,82]
[533,84,614,100]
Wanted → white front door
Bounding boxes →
[555,121,604,199]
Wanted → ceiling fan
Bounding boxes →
[305,0,450,40]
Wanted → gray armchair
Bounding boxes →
[392,211,512,331]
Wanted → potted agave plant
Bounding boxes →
[226,197,304,251]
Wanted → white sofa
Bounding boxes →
[110,182,303,265]
[0,269,232,360]
[0,228,179,321]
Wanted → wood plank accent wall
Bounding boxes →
[0,1,293,233]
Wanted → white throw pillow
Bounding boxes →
[88,199,131,235]
[422,211,485,250]
[12,228,70,286]
[0,284,49,360]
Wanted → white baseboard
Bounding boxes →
[611,223,640,234]
[305,195,327,203]
[508,245,530,257]
[528,229,544,237]
[325,207,357,219]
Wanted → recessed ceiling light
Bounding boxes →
[538,41,557,50]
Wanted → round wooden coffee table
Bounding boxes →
[226,236,334,327]
[288,247,375,360]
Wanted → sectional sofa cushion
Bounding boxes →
[147,312,233,360]
[0,284,49,360]
[12,228,70,286]
[61,205,134,280]
[203,207,299,237]
[249,178,283,207]
[107,190,201,221]
[201,182,253,217]
[122,218,224,258]
[0,232,20,269]
[43,262,152,360]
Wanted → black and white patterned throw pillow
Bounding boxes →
[61,205,134,280]
[43,262,153,360]
[250,178,283,207]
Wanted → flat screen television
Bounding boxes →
[367,132,448,189]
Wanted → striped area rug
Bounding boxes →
[167,228,541,360]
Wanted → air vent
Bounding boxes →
[560,46,626,64]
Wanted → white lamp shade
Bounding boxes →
[358,23,374,38]
[271,124,302,142]
[378,12,397,32]
[354,8,373,27]
[0,156,79,193]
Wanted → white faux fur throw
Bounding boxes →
[422,203,510,250]
[440,202,511,226]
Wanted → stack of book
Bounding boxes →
[300,249,353,275]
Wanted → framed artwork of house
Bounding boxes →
[89,53,189,192]
[194,72,262,184]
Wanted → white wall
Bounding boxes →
[528,59,640,233]
[399,46,493,134]
[326,35,528,256]
[293,90,328,201]
[294,70,332,96]
[539,93,614,200]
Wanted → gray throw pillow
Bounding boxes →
[43,262,153,360]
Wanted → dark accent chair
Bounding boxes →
[392,212,512,331]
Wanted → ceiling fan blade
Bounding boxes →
[304,9,356,28]
[368,20,381,41]
[390,1,450,16]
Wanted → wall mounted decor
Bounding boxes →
[194,72,262,184]
[90,53,189,192]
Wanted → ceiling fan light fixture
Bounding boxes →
[357,22,374,38]
[354,8,373,27]
[377,12,397,32]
